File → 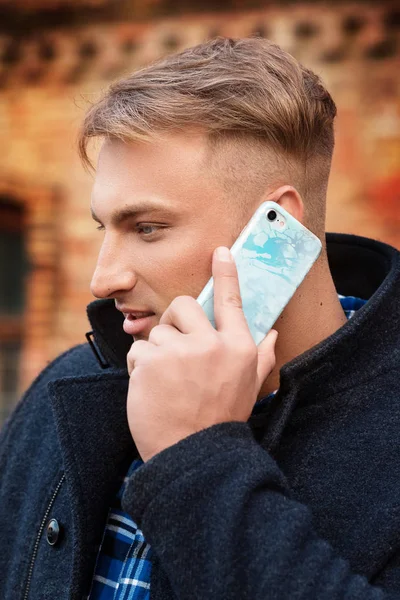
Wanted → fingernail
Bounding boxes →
[216,247,232,262]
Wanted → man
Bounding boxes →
[1,37,399,600]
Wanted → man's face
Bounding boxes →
[90,133,247,340]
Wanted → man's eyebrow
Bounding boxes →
[90,201,176,226]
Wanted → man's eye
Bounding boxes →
[137,224,160,236]
[94,223,163,236]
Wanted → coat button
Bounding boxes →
[46,519,60,546]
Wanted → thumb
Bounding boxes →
[256,329,278,389]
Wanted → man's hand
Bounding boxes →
[126,246,278,462]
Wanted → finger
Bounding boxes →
[127,340,158,375]
[148,323,182,346]
[160,295,211,334]
[256,329,278,388]
[212,246,248,335]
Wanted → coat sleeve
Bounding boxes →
[121,422,399,600]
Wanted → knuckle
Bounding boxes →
[148,326,161,344]
[169,297,181,311]
[206,335,224,355]
[170,295,193,310]
[127,347,136,362]
[130,340,145,352]
[148,324,171,344]
[127,340,144,362]
[223,292,242,309]
[147,332,156,345]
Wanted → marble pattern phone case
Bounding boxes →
[196,201,322,345]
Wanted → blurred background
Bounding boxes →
[0,0,399,427]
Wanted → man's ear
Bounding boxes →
[264,185,304,223]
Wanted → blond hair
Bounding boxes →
[79,37,337,234]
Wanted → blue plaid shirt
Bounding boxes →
[88,294,367,600]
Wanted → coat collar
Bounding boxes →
[256,232,400,451]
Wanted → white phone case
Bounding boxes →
[196,201,322,344]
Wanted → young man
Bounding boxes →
[1,37,399,600]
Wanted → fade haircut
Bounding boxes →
[79,37,337,236]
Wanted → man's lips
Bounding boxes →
[122,312,155,336]
[120,309,154,318]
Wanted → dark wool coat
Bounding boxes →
[1,232,400,600]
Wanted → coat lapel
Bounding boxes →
[49,371,138,599]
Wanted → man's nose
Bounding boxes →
[90,244,137,299]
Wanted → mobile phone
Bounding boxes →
[196,201,322,345]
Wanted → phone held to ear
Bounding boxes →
[196,201,322,345]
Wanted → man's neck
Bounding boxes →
[257,255,348,400]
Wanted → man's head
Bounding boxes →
[80,37,337,340]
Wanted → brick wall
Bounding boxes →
[0,1,399,401]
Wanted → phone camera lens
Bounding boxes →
[267,210,277,222]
